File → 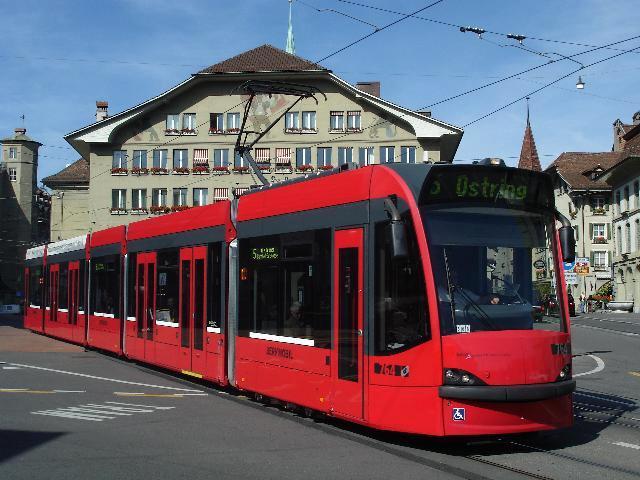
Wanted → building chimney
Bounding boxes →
[14,127,26,135]
[96,101,109,122]
[633,111,640,126]
[356,81,380,98]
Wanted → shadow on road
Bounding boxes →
[0,430,67,463]
[0,313,23,329]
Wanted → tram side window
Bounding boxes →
[29,266,43,307]
[156,249,179,324]
[58,262,69,310]
[238,229,332,347]
[78,260,86,312]
[91,255,121,316]
[126,253,137,318]
[208,243,222,329]
[374,214,429,355]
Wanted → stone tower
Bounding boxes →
[0,127,42,302]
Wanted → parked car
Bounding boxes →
[542,294,575,317]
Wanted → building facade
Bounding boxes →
[0,128,49,303]
[56,45,462,238]
[599,114,640,310]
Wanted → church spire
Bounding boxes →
[518,97,542,171]
[286,0,295,54]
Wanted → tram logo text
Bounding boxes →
[266,346,293,359]
[550,343,571,355]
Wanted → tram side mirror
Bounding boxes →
[387,220,408,260]
[559,226,575,263]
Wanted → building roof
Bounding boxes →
[1,128,41,145]
[197,44,328,74]
[42,158,90,187]
[545,152,622,190]
[518,113,541,171]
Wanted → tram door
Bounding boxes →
[332,228,365,419]
[48,264,59,324]
[135,252,156,361]
[179,246,208,376]
[68,261,80,328]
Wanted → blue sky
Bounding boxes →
[1,0,638,182]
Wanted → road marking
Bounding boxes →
[31,401,175,422]
[629,371,640,378]
[2,366,21,370]
[0,388,86,394]
[5,362,203,392]
[114,391,208,397]
[612,442,640,450]
[574,355,605,377]
[53,390,86,393]
[570,323,639,337]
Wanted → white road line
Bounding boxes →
[53,390,86,393]
[2,366,21,370]
[5,362,203,392]
[574,355,606,377]
[612,442,640,450]
[571,323,639,337]
[106,401,176,410]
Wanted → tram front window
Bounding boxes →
[423,207,562,335]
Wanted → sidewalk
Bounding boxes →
[0,314,82,353]
[575,310,640,325]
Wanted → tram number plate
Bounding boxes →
[452,408,466,421]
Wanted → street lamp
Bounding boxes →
[576,76,585,90]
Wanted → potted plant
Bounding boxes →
[164,128,180,135]
[173,167,190,174]
[232,166,250,173]
[110,167,128,175]
[212,165,230,174]
[258,164,271,171]
[208,128,224,134]
[181,128,196,135]
[150,206,170,214]
[109,207,127,214]
[171,205,190,212]
[226,127,240,134]
[593,207,606,215]
[192,165,210,174]
[131,167,149,175]
[318,165,333,171]
[297,164,314,172]
[131,208,148,215]
[151,167,168,175]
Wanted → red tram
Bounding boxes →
[24,161,576,436]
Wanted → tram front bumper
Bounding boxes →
[438,379,576,402]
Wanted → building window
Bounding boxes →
[617,226,622,255]
[193,188,208,207]
[591,196,606,214]
[132,189,147,211]
[132,150,147,170]
[152,188,168,207]
[210,113,224,133]
[193,149,209,169]
[8,147,17,159]
[592,223,606,243]
[213,149,229,168]
[213,187,228,202]
[296,147,312,168]
[255,148,270,165]
[226,112,240,132]
[285,112,299,131]
[347,111,361,131]
[634,181,640,210]
[626,223,631,253]
[401,146,416,164]
[337,147,353,165]
[8,167,17,181]
[152,149,168,171]
[592,251,607,269]
[276,147,292,166]
[330,111,344,131]
[624,186,630,212]
[636,219,640,252]
[302,111,317,131]
[173,188,188,207]
[317,147,332,168]
[234,152,246,169]
[235,187,250,197]
[173,149,188,170]
[112,150,127,169]
[111,189,126,211]
[380,146,395,163]
[166,114,180,133]
[358,147,374,166]
[182,113,196,132]
[616,190,622,215]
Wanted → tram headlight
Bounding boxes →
[556,364,572,382]
[443,368,486,386]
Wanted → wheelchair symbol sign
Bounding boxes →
[452,408,465,421]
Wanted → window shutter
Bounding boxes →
[359,148,365,165]
[590,251,594,265]
[605,201,609,211]
[608,251,612,266]
[607,224,611,240]
[589,224,593,239]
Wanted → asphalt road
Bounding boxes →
[1,312,639,480]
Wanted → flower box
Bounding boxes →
[211,166,230,174]
[232,166,250,173]
[226,128,240,134]
[593,236,607,244]
[131,167,149,176]
[285,128,302,134]
[329,129,345,133]
[151,167,168,175]
[593,207,606,215]
[150,206,170,215]
[164,128,180,135]
[257,164,271,171]
[296,165,314,172]
[110,167,128,175]
[301,129,318,134]
[192,166,210,174]
[181,128,196,135]
[208,128,224,134]
[318,165,334,171]
[173,167,190,175]
[130,208,148,215]
[346,128,363,133]
[109,208,127,215]
[171,205,190,212]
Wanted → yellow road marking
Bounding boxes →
[629,371,640,378]
[181,370,203,379]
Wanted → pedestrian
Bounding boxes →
[579,293,586,314]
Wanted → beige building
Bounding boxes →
[54,45,462,237]
[0,128,49,303]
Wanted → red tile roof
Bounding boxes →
[197,44,328,74]
[42,158,89,187]
[545,152,622,190]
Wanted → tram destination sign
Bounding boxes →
[420,167,553,208]
[251,246,279,261]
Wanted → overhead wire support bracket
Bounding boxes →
[232,80,326,186]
